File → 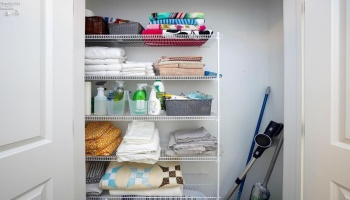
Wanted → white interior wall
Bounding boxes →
[85,0,284,199]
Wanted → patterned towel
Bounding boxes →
[146,24,206,31]
[86,161,108,184]
[149,19,205,26]
[149,12,205,21]
[99,161,184,190]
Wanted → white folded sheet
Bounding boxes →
[85,64,122,72]
[116,145,161,164]
[121,67,146,72]
[123,121,155,142]
[85,58,126,65]
[125,61,153,66]
[122,72,147,76]
[118,127,160,153]
[85,47,126,59]
[86,183,103,195]
[122,63,149,69]
[109,185,183,196]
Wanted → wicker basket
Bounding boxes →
[85,16,109,34]
[165,99,212,116]
[108,22,145,34]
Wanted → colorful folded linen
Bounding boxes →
[149,12,204,21]
[146,24,206,31]
[149,19,205,26]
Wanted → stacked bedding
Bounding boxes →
[142,12,213,46]
[116,121,161,164]
[85,121,123,156]
[154,56,205,76]
[99,161,184,196]
[165,127,217,157]
[85,47,155,76]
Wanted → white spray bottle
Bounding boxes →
[148,85,161,115]
[94,81,107,115]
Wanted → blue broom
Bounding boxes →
[236,86,270,200]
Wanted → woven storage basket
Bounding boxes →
[108,22,145,34]
[85,16,109,34]
[165,99,212,116]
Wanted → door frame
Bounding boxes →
[283,0,304,199]
[71,0,305,199]
[73,0,86,198]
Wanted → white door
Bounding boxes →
[304,0,350,199]
[0,0,75,199]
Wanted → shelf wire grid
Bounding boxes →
[85,34,220,48]
[85,112,218,121]
[85,75,218,81]
[86,184,217,199]
[86,148,218,162]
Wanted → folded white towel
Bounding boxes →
[122,63,148,69]
[125,61,154,66]
[109,185,183,196]
[85,58,126,65]
[123,121,155,141]
[86,183,103,195]
[122,72,146,76]
[85,64,122,72]
[85,47,126,59]
[121,68,146,72]
[85,71,120,76]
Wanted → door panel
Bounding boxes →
[0,0,74,199]
[304,0,350,198]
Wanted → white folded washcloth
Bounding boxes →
[85,71,120,76]
[85,58,126,65]
[123,121,155,141]
[85,64,122,72]
[86,183,103,195]
[85,47,126,59]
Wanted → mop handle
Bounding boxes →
[237,87,270,200]
[262,133,284,186]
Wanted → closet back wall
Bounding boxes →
[85,0,284,199]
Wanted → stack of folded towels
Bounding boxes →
[154,56,205,76]
[116,121,161,164]
[86,161,108,196]
[85,47,155,76]
[85,121,123,156]
[99,161,184,196]
[121,61,155,76]
[143,12,213,37]
[85,47,126,76]
[166,127,217,157]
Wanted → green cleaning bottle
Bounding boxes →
[133,83,147,101]
[113,81,125,101]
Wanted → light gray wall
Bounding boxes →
[86,0,284,199]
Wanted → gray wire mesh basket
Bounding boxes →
[165,99,213,116]
[108,22,145,34]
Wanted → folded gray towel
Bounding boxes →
[174,127,211,143]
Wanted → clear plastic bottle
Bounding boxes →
[114,81,125,102]
[94,86,107,115]
[153,80,165,113]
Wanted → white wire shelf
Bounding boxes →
[85,34,220,47]
[85,112,218,121]
[85,75,218,80]
[86,148,217,162]
[86,184,217,199]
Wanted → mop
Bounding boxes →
[225,121,284,200]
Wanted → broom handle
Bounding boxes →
[262,133,284,186]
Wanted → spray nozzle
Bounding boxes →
[137,83,147,90]
[96,81,107,89]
